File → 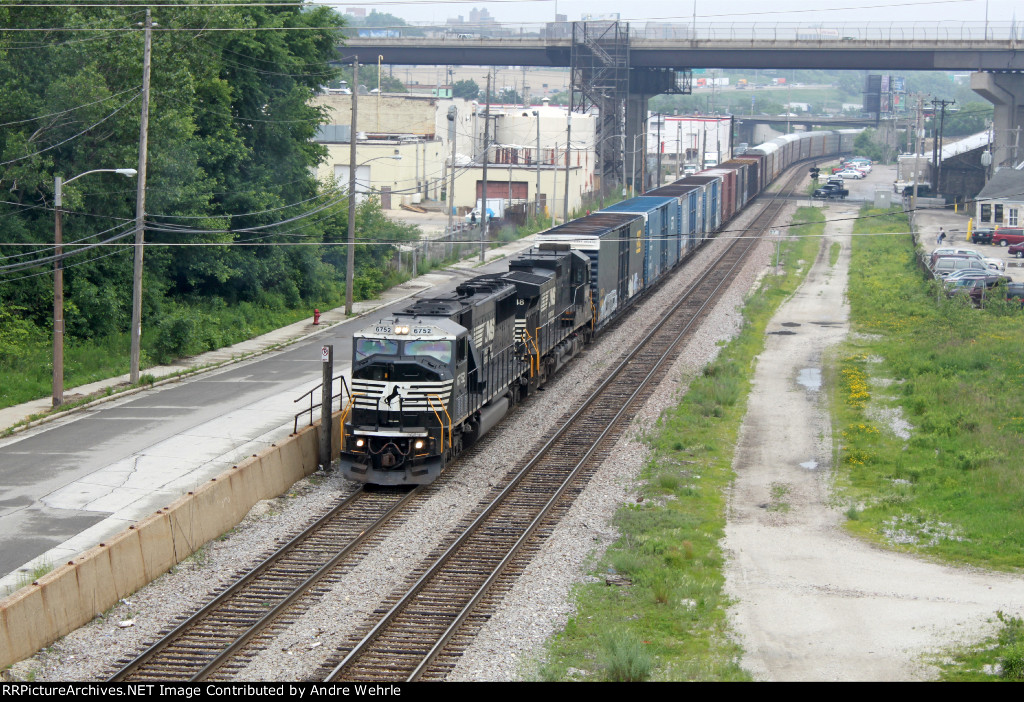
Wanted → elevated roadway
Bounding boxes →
[341,28,1023,71]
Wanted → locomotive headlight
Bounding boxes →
[355,438,366,448]
[414,439,425,450]
[396,325,410,335]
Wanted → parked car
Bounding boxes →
[1005,282,1024,307]
[933,256,989,278]
[900,184,934,197]
[930,247,985,267]
[835,169,865,179]
[944,268,1001,282]
[992,227,1024,246]
[813,184,848,199]
[1008,242,1024,258]
[984,257,1006,271]
[947,276,1015,305]
[969,227,995,245]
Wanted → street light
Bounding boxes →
[53,168,137,407]
[345,151,402,316]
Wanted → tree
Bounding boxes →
[853,129,887,163]
[0,2,347,336]
[496,87,522,105]
[452,79,480,100]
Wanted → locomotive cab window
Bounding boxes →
[456,337,467,363]
[404,339,453,364]
[355,338,399,360]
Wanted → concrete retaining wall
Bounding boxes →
[0,419,332,669]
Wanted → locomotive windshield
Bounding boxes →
[404,340,453,364]
[354,338,399,360]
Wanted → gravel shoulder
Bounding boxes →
[29,191,1014,684]
[19,211,769,682]
[722,203,1024,681]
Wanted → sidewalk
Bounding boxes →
[0,233,540,436]
[0,231,543,592]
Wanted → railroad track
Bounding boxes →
[108,486,423,682]
[107,164,806,682]
[318,166,807,682]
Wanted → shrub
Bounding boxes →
[1002,642,1024,680]
[152,311,199,364]
[599,629,653,682]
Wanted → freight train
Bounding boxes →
[339,129,858,485]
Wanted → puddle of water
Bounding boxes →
[769,330,797,335]
[781,322,802,327]
[800,460,819,470]
[796,367,822,390]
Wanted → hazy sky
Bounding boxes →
[319,0,1020,26]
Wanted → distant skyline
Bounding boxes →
[319,0,1021,26]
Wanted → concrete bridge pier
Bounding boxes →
[735,120,757,149]
[625,94,650,193]
[971,72,1024,169]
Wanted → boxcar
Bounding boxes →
[535,212,645,328]
[602,196,680,286]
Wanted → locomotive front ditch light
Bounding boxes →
[355,438,366,448]
[414,440,425,450]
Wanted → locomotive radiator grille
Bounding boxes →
[351,379,453,411]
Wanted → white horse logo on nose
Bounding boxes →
[379,383,406,409]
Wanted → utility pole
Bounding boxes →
[931,98,955,195]
[676,121,682,180]
[533,110,541,217]
[700,119,707,170]
[563,108,571,223]
[129,8,152,385]
[345,57,358,315]
[552,141,559,227]
[656,113,663,188]
[447,105,457,237]
[480,72,491,262]
[911,94,924,215]
[53,178,63,407]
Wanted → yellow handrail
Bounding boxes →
[533,326,542,376]
[523,328,540,377]
[426,394,453,452]
[339,392,364,450]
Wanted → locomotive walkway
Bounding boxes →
[0,231,539,594]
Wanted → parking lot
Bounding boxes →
[822,163,1022,284]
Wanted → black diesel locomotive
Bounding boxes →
[342,245,592,484]
[339,129,858,485]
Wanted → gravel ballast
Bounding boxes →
[17,203,776,683]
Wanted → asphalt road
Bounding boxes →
[0,260,500,582]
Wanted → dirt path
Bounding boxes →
[723,207,1024,681]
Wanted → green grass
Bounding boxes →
[938,612,1024,681]
[0,298,330,410]
[534,209,824,681]
[5,561,53,597]
[831,206,1024,570]
[1,192,622,414]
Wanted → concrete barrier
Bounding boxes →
[0,418,328,669]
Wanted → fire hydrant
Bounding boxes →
[313,308,321,325]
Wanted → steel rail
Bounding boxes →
[109,485,421,681]
[325,164,806,682]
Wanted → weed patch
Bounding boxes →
[832,205,1024,569]
[536,208,824,680]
